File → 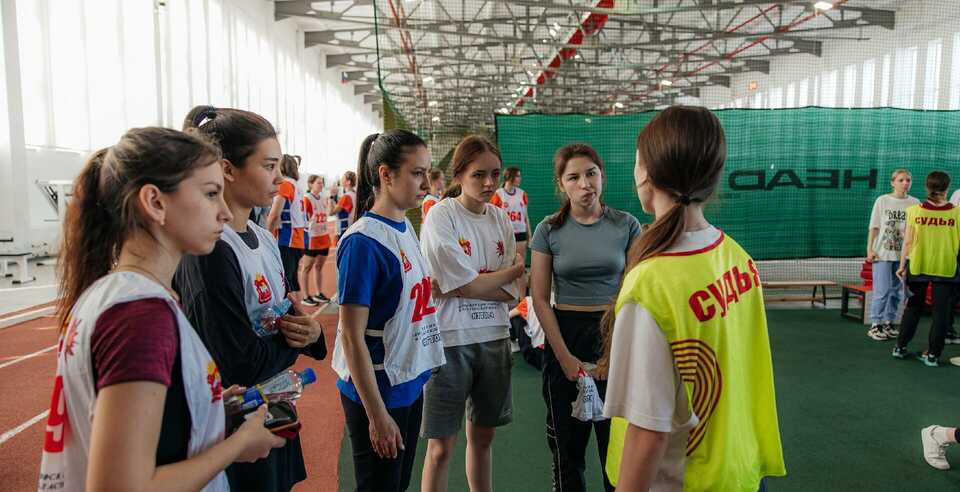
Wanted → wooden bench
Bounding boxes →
[840,284,871,322]
[762,280,836,307]
[0,252,35,285]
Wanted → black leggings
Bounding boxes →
[340,393,423,492]
[897,281,956,357]
[542,309,614,492]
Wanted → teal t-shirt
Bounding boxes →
[531,207,641,305]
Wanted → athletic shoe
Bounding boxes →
[921,425,953,470]
[301,297,319,307]
[950,356,960,367]
[868,325,890,341]
[882,322,899,338]
[314,293,331,303]
[892,346,909,359]
[917,352,940,367]
[945,330,960,345]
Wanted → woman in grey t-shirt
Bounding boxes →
[529,143,641,492]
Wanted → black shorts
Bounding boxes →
[304,248,330,258]
[514,232,528,243]
[279,246,303,292]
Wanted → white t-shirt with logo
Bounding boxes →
[869,194,921,261]
[420,198,519,347]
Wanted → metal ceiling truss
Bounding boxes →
[274,0,899,129]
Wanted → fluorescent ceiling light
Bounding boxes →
[813,1,833,10]
[306,10,317,15]
[614,102,625,109]
[428,100,438,107]
[423,76,434,83]
[432,116,440,122]
[661,79,674,87]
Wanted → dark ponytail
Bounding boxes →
[56,128,221,331]
[598,106,726,373]
[925,171,950,202]
[354,130,427,219]
[443,135,500,199]
[354,134,380,219]
[183,105,277,168]
[547,144,605,228]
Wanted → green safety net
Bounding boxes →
[495,108,960,275]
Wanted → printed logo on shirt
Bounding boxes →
[496,240,504,257]
[688,260,761,323]
[207,361,223,403]
[915,216,956,227]
[59,317,80,358]
[459,237,472,256]
[43,375,68,453]
[254,273,273,304]
[400,249,413,273]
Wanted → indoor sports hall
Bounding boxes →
[2,0,960,491]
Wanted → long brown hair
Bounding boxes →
[442,135,501,199]
[598,106,727,372]
[56,128,221,330]
[355,130,427,218]
[546,143,604,228]
[280,154,300,181]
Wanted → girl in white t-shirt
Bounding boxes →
[866,169,919,341]
[419,135,525,492]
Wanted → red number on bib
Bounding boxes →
[410,278,437,323]
[43,375,67,453]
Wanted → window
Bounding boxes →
[880,54,892,106]
[923,39,943,110]
[861,59,876,107]
[843,64,857,107]
[891,47,917,108]
[798,78,809,107]
[786,83,796,107]
[820,70,838,107]
[769,87,783,109]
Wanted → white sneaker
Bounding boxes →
[867,325,889,341]
[921,425,952,470]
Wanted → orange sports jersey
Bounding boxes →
[517,297,529,319]
[277,179,307,249]
[338,193,354,213]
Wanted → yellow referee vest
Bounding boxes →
[606,233,786,491]
[906,203,960,278]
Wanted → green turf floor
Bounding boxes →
[338,310,960,490]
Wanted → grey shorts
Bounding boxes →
[421,338,513,438]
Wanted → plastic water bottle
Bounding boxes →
[255,298,293,337]
[225,368,317,416]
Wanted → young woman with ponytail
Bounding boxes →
[893,171,960,367]
[418,135,525,492]
[332,130,446,491]
[38,128,284,492]
[175,106,326,492]
[601,106,785,491]
[527,143,640,492]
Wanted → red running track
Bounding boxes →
[0,258,344,491]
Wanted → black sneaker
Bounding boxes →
[892,346,909,359]
[301,297,319,307]
[868,325,890,341]
[918,352,940,367]
[945,330,960,345]
[314,293,331,303]
[882,322,899,338]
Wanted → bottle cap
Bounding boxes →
[300,368,317,385]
